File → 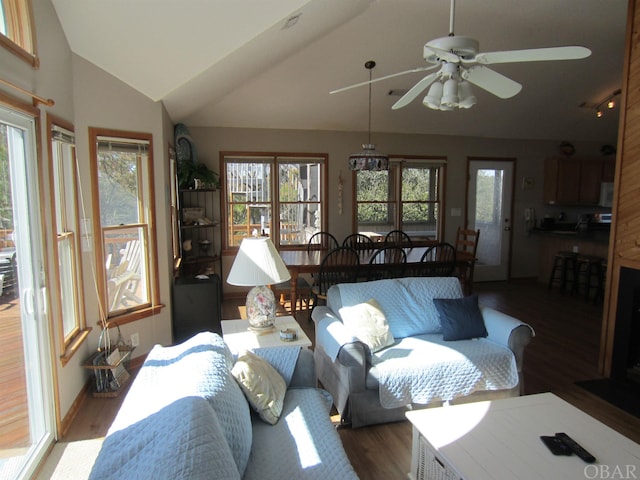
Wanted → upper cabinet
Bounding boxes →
[544,156,615,205]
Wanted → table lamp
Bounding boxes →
[226,236,291,332]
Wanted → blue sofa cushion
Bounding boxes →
[433,295,488,341]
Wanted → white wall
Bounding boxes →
[71,53,174,367]
[189,126,611,286]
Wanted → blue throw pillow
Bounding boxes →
[433,295,488,341]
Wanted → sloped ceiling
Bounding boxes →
[52,0,628,142]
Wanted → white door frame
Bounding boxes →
[465,157,516,282]
[0,106,55,480]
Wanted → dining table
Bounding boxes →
[279,245,473,314]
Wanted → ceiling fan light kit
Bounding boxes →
[349,60,389,171]
[331,0,591,112]
[422,63,477,110]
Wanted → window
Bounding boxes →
[221,152,327,249]
[354,157,445,240]
[89,128,161,322]
[47,116,88,362]
[0,0,38,67]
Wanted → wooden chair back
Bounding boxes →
[418,242,457,277]
[310,247,360,315]
[455,227,480,258]
[307,231,339,252]
[368,246,407,280]
[454,227,480,294]
[384,229,413,248]
[343,233,375,253]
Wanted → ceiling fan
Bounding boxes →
[330,0,591,110]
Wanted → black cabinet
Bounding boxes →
[172,274,222,343]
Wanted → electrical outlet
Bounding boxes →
[130,333,140,347]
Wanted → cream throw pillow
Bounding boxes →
[231,350,286,425]
[339,298,395,352]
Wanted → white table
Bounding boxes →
[221,315,312,353]
[406,393,640,480]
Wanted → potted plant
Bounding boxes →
[177,161,219,190]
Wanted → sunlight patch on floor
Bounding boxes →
[35,438,103,480]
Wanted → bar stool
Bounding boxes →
[548,250,578,293]
[574,254,605,302]
[594,258,607,304]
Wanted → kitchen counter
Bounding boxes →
[534,227,611,283]
[533,226,610,245]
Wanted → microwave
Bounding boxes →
[599,182,614,207]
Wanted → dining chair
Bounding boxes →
[273,277,312,314]
[384,229,413,248]
[454,227,480,294]
[418,242,457,277]
[367,246,407,281]
[307,231,339,252]
[342,233,375,253]
[309,247,359,317]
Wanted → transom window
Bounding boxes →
[221,152,327,250]
[89,128,160,322]
[354,157,445,240]
[0,0,38,66]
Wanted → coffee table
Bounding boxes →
[221,315,311,354]
[406,393,640,480]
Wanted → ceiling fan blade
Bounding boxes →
[391,72,440,110]
[471,46,591,65]
[330,65,439,95]
[462,66,522,99]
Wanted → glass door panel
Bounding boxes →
[467,159,514,282]
[0,108,54,480]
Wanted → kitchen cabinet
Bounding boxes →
[544,156,615,205]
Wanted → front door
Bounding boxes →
[0,106,55,480]
[466,158,515,282]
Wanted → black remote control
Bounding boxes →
[555,432,596,463]
[540,435,573,456]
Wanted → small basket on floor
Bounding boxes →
[83,326,135,397]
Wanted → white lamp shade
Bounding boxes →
[227,236,291,286]
[458,81,477,109]
[441,78,459,107]
[423,81,443,110]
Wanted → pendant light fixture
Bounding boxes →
[349,61,389,171]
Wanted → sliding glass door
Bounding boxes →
[0,106,55,479]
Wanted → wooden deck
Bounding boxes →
[0,293,28,451]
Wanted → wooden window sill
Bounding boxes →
[59,327,92,367]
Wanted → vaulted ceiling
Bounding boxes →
[52,0,627,142]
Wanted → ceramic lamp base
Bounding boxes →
[245,285,276,330]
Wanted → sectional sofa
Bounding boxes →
[89,332,358,479]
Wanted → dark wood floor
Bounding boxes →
[63,279,640,480]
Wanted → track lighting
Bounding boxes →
[591,89,621,118]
